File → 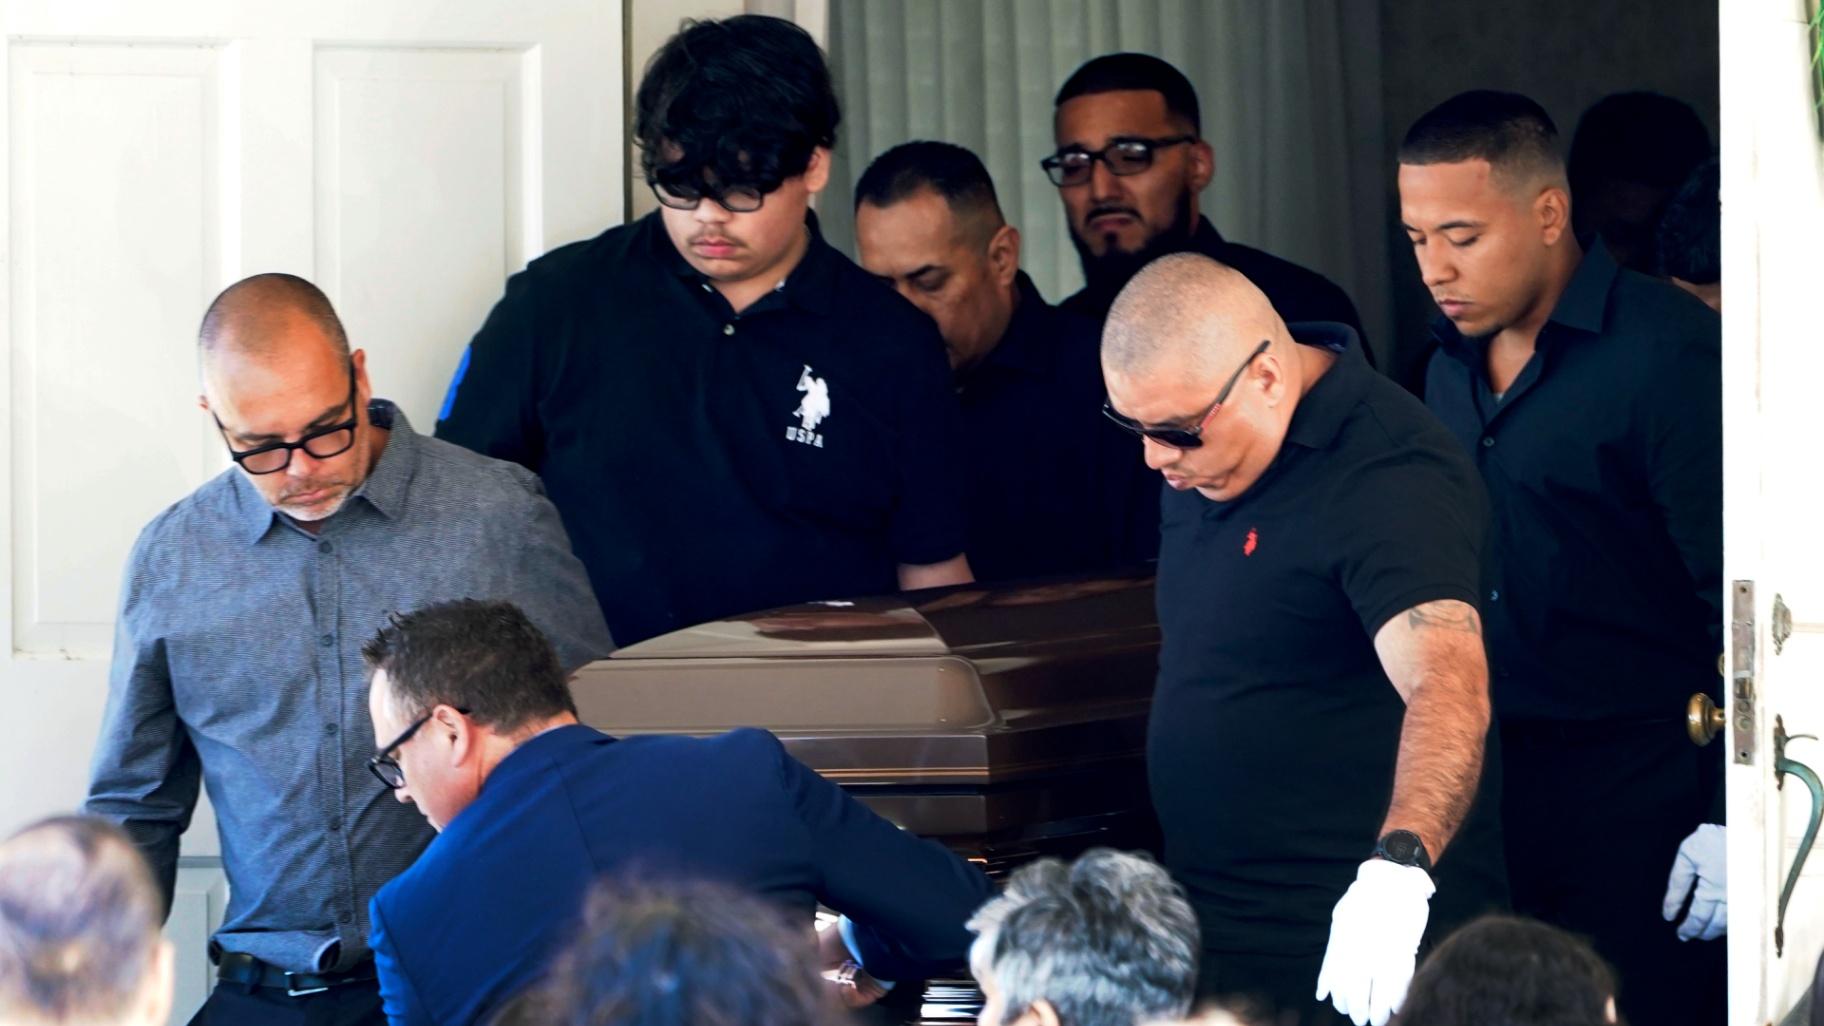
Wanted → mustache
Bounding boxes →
[1086,204,1141,222]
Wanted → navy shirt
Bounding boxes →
[1061,216,1369,362]
[1424,243,1723,722]
[958,272,1159,580]
[1150,324,1500,956]
[437,212,967,645]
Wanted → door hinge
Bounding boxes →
[1733,580,1758,765]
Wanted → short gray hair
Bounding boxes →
[968,849,1198,1026]
[0,817,162,1023]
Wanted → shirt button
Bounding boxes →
[323,722,339,736]
[326,820,341,832]
[1481,436,1496,448]
[336,912,353,925]
[723,323,736,336]
[1489,590,1500,602]
[319,634,334,647]
[318,541,332,554]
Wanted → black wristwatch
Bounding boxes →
[1373,830,1433,872]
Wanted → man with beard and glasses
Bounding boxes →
[1401,90,1723,1026]
[84,273,611,1026]
[437,16,973,646]
[1047,53,1367,359]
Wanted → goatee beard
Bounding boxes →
[1072,190,1198,300]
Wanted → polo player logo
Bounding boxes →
[787,365,829,448]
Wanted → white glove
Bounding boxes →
[1316,859,1435,1026]
[1663,823,1727,941]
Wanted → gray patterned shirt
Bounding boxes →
[85,401,613,973]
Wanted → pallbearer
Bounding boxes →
[1400,90,1724,1026]
[1103,255,1504,1026]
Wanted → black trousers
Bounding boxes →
[187,978,386,1026]
[1502,719,1726,1026]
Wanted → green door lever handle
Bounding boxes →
[1775,716,1822,957]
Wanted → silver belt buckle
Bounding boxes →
[285,973,330,998]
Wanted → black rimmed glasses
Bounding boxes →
[1102,339,1272,449]
[214,360,359,475]
[649,179,769,214]
[367,706,471,789]
[1040,134,1197,187]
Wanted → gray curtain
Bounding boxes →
[821,0,1391,361]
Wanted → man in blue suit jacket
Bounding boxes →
[360,599,996,1026]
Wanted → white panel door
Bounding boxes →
[1721,1,1824,1022]
[0,0,621,1020]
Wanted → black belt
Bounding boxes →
[216,951,377,998]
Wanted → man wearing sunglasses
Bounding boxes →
[438,16,972,647]
[1102,255,1504,1026]
[360,600,994,1026]
[1047,53,1367,358]
[84,273,612,1026]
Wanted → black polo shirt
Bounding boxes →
[1060,216,1369,360]
[1151,323,1495,956]
[436,211,966,646]
[957,272,1159,581]
[1424,243,1723,723]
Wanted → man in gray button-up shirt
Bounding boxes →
[84,273,614,1026]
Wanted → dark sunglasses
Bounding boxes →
[214,360,359,475]
[367,706,471,790]
[1040,134,1196,187]
[1102,340,1271,449]
[649,178,771,214]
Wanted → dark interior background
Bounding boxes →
[1377,0,1719,387]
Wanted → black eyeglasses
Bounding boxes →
[1102,340,1271,449]
[367,706,471,790]
[649,179,770,214]
[214,361,359,475]
[1040,135,1197,187]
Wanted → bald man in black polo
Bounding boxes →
[1101,255,1504,1026]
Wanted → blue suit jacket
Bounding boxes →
[368,724,995,1026]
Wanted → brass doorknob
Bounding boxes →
[1688,692,1726,747]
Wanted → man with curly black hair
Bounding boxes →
[438,16,973,646]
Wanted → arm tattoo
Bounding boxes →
[1407,600,1482,637]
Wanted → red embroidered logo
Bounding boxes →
[1243,527,1259,556]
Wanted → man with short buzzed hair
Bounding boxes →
[1401,90,1723,1026]
[84,273,611,1025]
[0,816,174,1026]
[1103,255,1504,1026]
[854,141,1157,579]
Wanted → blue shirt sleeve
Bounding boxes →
[83,525,201,913]
[768,732,994,980]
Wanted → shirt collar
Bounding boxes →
[966,272,1054,381]
[1191,215,1226,254]
[1282,321,1369,451]
[480,722,611,796]
[1545,239,1617,334]
[1430,241,1618,354]
[232,399,415,546]
[651,208,838,317]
